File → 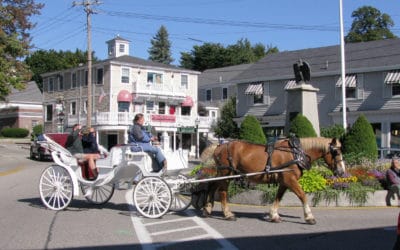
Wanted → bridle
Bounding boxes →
[328,143,344,170]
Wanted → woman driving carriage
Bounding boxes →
[128,113,167,173]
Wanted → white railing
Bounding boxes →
[66,112,217,130]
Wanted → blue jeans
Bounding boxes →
[138,143,166,169]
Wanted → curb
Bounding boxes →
[229,190,396,207]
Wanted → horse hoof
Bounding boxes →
[269,217,282,223]
[202,211,211,218]
[225,216,236,221]
[306,218,317,225]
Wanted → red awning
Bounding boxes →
[117,90,132,102]
[181,96,193,107]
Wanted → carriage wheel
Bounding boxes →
[133,176,172,218]
[81,182,115,205]
[39,165,73,210]
[169,174,192,212]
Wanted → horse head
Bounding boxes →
[324,138,346,176]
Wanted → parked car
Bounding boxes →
[30,134,51,161]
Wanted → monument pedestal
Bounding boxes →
[285,83,320,136]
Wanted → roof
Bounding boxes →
[232,38,400,84]
[104,55,201,74]
[198,63,252,87]
[3,81,42,104]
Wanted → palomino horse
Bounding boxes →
[200,137,345,225]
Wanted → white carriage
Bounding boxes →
[38,134,193,218]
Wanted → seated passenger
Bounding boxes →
[386,157,400,206]
[65,124,100,182]
[128,113,167,173]
[82,127,100,154]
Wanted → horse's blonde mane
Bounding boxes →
[300,137,335,153]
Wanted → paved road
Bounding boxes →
[0,142,399,250]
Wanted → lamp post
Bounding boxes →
[195,117,200,159]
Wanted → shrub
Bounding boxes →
[0,127,29,138]
[343,114,378,161]
[288,114,317,138]
[320,124,345,139]
[239,115,266,144]
[31,124,43,141]
[298,169,327,193]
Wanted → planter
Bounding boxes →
[229,190,397,207]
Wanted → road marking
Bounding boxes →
[125,189,238,250]
[0,166,24,176]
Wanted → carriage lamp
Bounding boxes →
[195,117,200,159]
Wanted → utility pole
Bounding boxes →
[73,0,101,128]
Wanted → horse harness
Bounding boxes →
[265,137,311,173]
[215,137,311,176]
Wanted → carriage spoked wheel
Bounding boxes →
[168,174,192,212]
[80,182,115,205]
[133,176,172,218]
[39,165,73,210]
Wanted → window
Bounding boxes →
[146,101,154,111]
[159,102,166,114]
[46,105,53,121]
[70,102,76,115]
[118,102,130,112]
[122,68,129,83]
[57,75,64,90]
[253,93,263,104]
[84,70,88,86]
[181,75,188,89]
[97,68,103,84]
[147,72,163,84]
[206,89,211,101]
[391,123,400,149]
[72,72,77,88]
[222,87,228,100]
[119,44,125,53]
[393,83,400,96]
[336,74,357,99]
[48,78,54,92]
[181,106,191,116]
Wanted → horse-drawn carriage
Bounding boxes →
[38,134,346,224]
[38,134,193,218]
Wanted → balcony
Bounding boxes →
[65,112,216,131]
[132,82,187,103]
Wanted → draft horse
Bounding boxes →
[201,137,345,225]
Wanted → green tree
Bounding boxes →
[345,6,396,43]
[343,114,378,161]
[213,97,240,139]
[180,39,278,71]
[148,25,173,64]
[0,0,43,101]
[288,114,317,138]
[180,43,227,71]
[239,115,266,144]
[320,124,346,139]
[25,49,94,92]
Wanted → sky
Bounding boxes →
[30,0,400,66]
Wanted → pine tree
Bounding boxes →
[289,114,317,138]
[239,115,266,144]
[148,25,173,64]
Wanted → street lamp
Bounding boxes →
[195,117,200,159]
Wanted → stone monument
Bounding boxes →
[285,59,320,136]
